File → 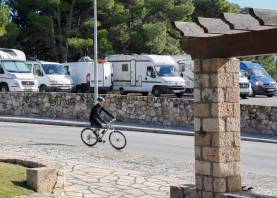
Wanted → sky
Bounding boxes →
[228,0,277,9]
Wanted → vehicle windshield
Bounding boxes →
[239,70,247,77]
[248,68,270,78]
[42,64,66,75]
[2,61,31,73]
[155,65,177,77]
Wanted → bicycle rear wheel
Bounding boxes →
[81,127,98,147]
[109,130,127,150]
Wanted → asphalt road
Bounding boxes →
[240,95,277,107]
[0,122,277,177]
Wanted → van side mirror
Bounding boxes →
[37,70,43,76]
[151,72,156,78]
[0,67,4,74]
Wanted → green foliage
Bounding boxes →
[3,0,266,62]
[192,0,240,18]
[0,4,9,37]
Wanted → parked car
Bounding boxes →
[240,61,277,97]
[63,57,113,93]
[26,61,73,92]
[108,54,186,97]
[0,48,38,92]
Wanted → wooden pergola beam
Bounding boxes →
[182,27,277,59]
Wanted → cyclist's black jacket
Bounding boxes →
[89,104,114,127]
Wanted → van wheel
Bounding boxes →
[0,84,9,92]
[241,94,247,99]
[39,85,47,92]
[119,88,127,95]
[267,94,274,97]
[152,87,161,97]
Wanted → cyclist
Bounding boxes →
[89,96,115,139]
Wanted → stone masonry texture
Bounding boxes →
[0,93,276,135]
[193,58,241,197]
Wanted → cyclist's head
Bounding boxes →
[96,96,105,105]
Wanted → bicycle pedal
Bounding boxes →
[102,140,106,143]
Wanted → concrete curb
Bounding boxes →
[0,116,276,144]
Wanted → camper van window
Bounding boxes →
[155,65,177,77]
[122,64,128,72]
[34,64,42,76]
[42,64,66,75]
[2,61,30,73]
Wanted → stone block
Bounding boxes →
[194,59,201,73]
[170,185,184,198]
[213,162,241,177]
[224,58,240,73]
[203,147,240,162]
[194,88,201,103]
[201,88,214,102]
[210,73,234,88]
[202,118,225,132]
[211,132,235,147]
[227,176,242,192]
[195,160,211,175]
[194,118,201,132]
[226,118,240,132]
[202,59,227,73]
[225,87,240,103]
[203,176,213,191]
[195,146,202,160]
[211,103,234,118]
[27,167,59,193]
[233,103,240,117]
[194,103,210,118]
[195,132,211,146]
[213,178,226,193]
[198,74,210,88]
[196,175,203,190]
[202,191,214,198]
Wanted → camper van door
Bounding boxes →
[130,60,136,86]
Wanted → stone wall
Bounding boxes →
[0,92,194,128]
[0,92,276,135]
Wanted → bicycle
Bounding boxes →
[80,119,127,150]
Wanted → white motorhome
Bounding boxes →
[0,48,38,92]
[172,54,194,93]
[26,61,73,92]
[108,55,186,97]
[63,57,113,93]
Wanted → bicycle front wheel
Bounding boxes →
[81,127,98,147]
[109,130,127,150]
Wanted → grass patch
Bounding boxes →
[0,162,33,198]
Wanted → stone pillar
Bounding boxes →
[194,58,241,197]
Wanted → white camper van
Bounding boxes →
[63,57,113,93]
[108,55,186,97]
[0,48,38,92]
[26,61,73,92]
[172,54,194,93]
